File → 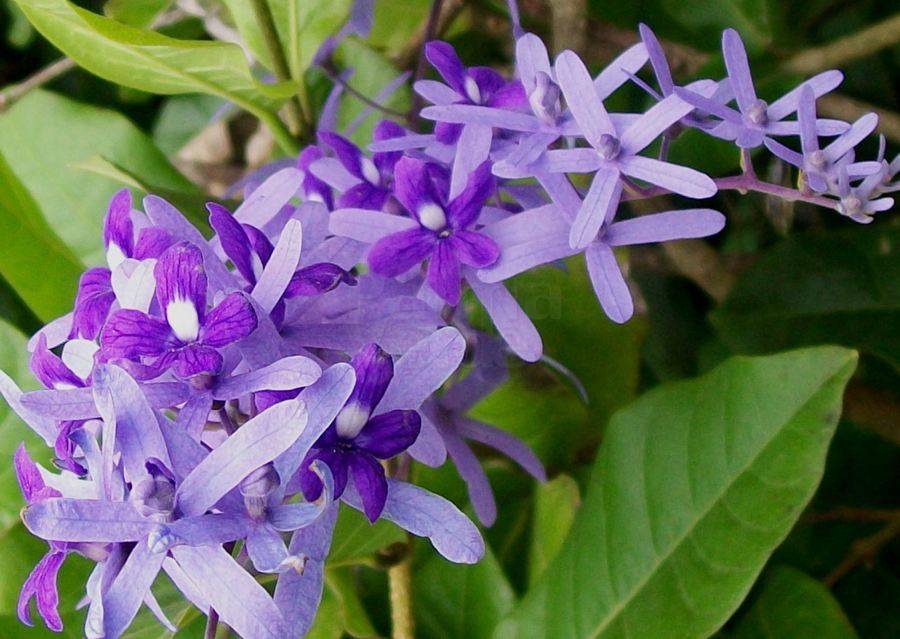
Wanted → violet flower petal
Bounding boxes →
[252,219,303,313]
[426,241,462,305]
[555,50,615,145]
[233,168,302,228]
[619,155,717,198]
[368,228,437,278]
[585,242,633,323]
[457,417,546,481]
[721,28,757,113]
[606,209,726,246]
[329,208,418,243]
[449,124,493,199]
[102,539,166,639]
[23,498,154,542]
[377,326,465,413]
[176,399,308,517]
[594,42,649,99]
[468,277,542,362]
[200,292,258,348]
[571,167,623,249]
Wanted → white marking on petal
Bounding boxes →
[53,382,78,391]
[106,243,127,271]
[464,76,482,104]
[335,402,370,439]
[62,339,99,379]
[166,299,200,342]
[418,203,447,231]
[112,259,156,312]
[360,157,381,185]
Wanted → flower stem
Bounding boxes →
[249,0,310,142]
[388,551,415,639]
[0,57,75,112]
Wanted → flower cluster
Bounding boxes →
[2,5,896,638]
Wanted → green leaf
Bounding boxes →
[104,0,173,28]
[152,93,225,156]
[325,568,378,637]
[528,475,580,587]
[13,0,293,116]
[329,507,406,566]
[659,0,777,53]
[0,90,196,264]
[730,566,859,639]
[712,227,900,370]
[496,346,857,639]
[220,0,352,77]
[415,544,516,639]
[0,150,83,322]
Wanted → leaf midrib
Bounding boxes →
[584,358,850,638]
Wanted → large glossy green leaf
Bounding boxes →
[731,566,858,639]
[713,227,900,370]
[415,544,516,639]
[0,151,83,322]
[528,475,580,586]
[13,0,292,115]
[496,346,857,639]
[0,90,196,264]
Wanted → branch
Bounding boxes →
[823,514,900,587]
[784,13,900,75]
[0,57,76,112]
[388,551,414,639]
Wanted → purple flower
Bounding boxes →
[15,445,68,632]
[317,121,406,210]
[365,157,499,305]
[497,49,716,249]
[299,344,421,522]
[209,204,355,327]
[298,146,335,208]
[833,165,895,224]
[764,85,881,193]
[70,190,173,340]
[675,29,846,148]
[417,40,527,145]
[480,203,725,323]
[100,242,258,379]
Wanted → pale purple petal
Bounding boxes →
[368,133,436,153]
[421,105,542,132]
[176,399,308,516]
[111,259,156,312]
[407,412,447,467]
[673,87,742,124]
[212,356,321,400]
[449,124,494,200]
[620,155,717,198]
[23,499,154,542]
[102,539,166,639]
[585,242,633,323]
[319,132,364,179]
[22,382,190,420]
[329,208,418,243]
[275,505,338,637]
[515,33,551,95]
[620,94,695,155]
[272,364,356,497]
[554,50,614,145]
[722,28,757,113]
[764,138,804,167]
[606,209,726,246]
[377,326,465,413]
[826,112,879,163]
[638,24,673,95]
[252,219,303,313]
[478,205,573,282]
[344,478,484,563]
[246,525,292,573]
[92,364,169,482]
[457,417,546,481]
[594,42,649,99]
[175,393,212,441]
[414,79,460,105]
[767,70,844,121]
[439,422,497,525]
[233,167,302,228]
[171,545,290,639]
[570,167,623,249]
[468,277,542,362]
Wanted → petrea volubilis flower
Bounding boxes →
[2,3,897,636]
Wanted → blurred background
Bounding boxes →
[0,0,897,637]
